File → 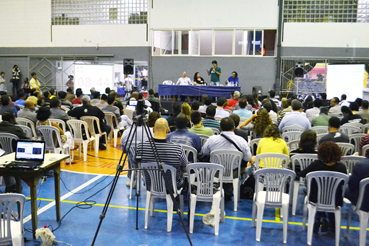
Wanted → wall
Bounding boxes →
[151,57,276,95]
[150,0,279,29]
[282,23,369,48]
[0,0,149,48]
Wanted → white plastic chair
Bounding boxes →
[141,163,184,232]
[349,133,366,153]
[188,163,225,235]
[16,117,37,139]
[249,138,261,156]
[48,118,67,133]
[210,128,220,135]
[340,125,361,135]
[336,142,355,155]
[281,131,301,143]
[17,125,33,140]
[0,193,26,246]
[104,112,124,147]
[254,153,290,169]
[210,150,243,211]
[60,105,70,112]
[344,122,363,129]
[198,134,209,147]
[124,108,134,121]
[361,144,369,157]
[288,139,300,152]
[36,125,72,166]
[67,120,95,161]
[341,155,366,174]
[361,123,369,134]
[81,116,107,156]
[251,168,296,244]
[181,145,197,163]
[316,133,326,143]
[311,126,329,135]
[282,125,304,133]
[345,177,369,246]
[0,133,19,154]
[290,154,319,215]
[302,171,349,246]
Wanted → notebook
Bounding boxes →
[6,140,46,169]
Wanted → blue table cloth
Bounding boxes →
[158,85,240,97]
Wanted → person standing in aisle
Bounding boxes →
[124,74,134,100]
[206,60,221,86]
[0,72,6,95]
[11,65,21,97]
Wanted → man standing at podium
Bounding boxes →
[206,60,221,86]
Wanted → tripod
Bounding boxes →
[91,113,193,246]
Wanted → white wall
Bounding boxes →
[0,0,149,47]
[282,23,369,48]
[150,0,279,29]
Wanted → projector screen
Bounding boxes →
[326,64,365,102]
[74,65,114,95]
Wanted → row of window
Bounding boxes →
[152,30,276,57]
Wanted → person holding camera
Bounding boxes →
[11,65,21,96]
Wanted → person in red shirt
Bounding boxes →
[227,91,240,108]
[72,89,83,104]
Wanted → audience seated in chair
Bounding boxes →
[319,117,349,146]
[189,111,213,137]
[202,105,220,130]
[17,99,37,123]
[102,95,132,129]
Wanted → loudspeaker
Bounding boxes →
[123,58,134,75]
[252,86,262,95]
[294,61,304,77]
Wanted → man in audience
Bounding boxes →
[65,88,75,102]
[306,98,322,121]
[319,117,349,145]
[109,91,124,113]
[68,95,111,150]
[102,95,132,129]
[214,97,230,119]
[227,91,240,108]
[0,112,28,192]
[340,94,350,107]
[49,88,57,99]
[229,114,248,141]
[167,114,201,153]
[311,107,330,127]
[199,95,211,116]
[328,97,342,116]
[189,111,213,136]
[345,158,369,213]
[262,100,278,124]
[268,90,280,107]
[72,90,83,104]
[146,89,161,106]
[91,91,101,106]
[95,94,108,109]
[202,105,220,129]
[58,91,73,109]
[320,93,329,107]
[50,97,69,123]
[166,102,182,129]
[356,100,369,124]
[201,117,252,199]
[233,98,252,119]
[43,91,51,105]
[136,118,188,191]
[278,98,292,122]
[0,95,17,116]
[17,99,37,123]
[279,99,311,131]
[191,101,200,112]
[14,92,26,106]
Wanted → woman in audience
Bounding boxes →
[300,141,347,233]
[239,108,272,138]
[181,103,192,121]
[340,106,363,125]
[290,129,317,154]
[148,111,161,128]
[252,93,260,108]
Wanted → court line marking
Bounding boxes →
[23,175,104,224]
[27,197,368,231]
[61,169,123,176]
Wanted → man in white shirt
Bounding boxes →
[328,97,342,116]
[306,99,322,122]
[0,72,6,93]
[339,94,350,107]
[176,72,192,85]
[262,100,278,124]
[268,90,281,108]
[124,74,134,100]
[279,100,311,131]
[214,97,230,119]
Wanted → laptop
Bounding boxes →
[6,140,46,169]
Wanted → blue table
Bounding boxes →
[158,85,240,98]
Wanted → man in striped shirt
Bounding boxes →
[136,118,188,190]
[202,105,220,129]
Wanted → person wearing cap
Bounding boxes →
[227,91,240,108]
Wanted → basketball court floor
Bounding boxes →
[10,139,367,246]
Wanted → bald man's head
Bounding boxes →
[24,100,35,110]
[154,118,169,134]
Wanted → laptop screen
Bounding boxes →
[129,100,138,106]
[15,140,45,162]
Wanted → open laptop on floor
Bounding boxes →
[6,140,46,169]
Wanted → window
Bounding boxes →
[51,0,148,25]
[214,31,233,55]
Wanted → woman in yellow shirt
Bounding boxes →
[256,124,289,168]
